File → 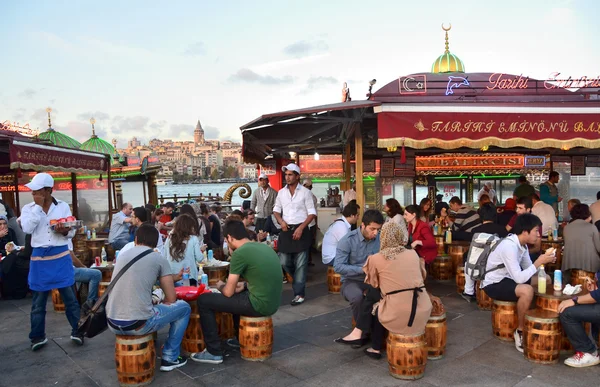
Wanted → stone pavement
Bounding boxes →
[1,261,598,387]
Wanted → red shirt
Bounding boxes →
[408,220,438,264]
[159,214,172,236]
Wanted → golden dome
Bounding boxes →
[431,24,465,73]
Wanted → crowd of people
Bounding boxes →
[2,169,600,373]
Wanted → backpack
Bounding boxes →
[464,232,506,281]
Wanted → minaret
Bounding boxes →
[194,120,205,145]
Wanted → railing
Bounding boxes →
[157,193,226,205]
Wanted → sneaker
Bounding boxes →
[460,292,476,303]
[290,295,305,306]
[226,338,240,348]
[565,352,600,368]
[31,337,48,351]
[282,277,288,284]
[191,349,223,365]
[513,330,523,353]
[70,334,84,346]
[160,355,188,371]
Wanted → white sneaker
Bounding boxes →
[290,295,305,306]
[564,352,600,368]
[513,330,523,353]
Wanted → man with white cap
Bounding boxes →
[273,163,317,305]
[251,173,278,232]
[20,172,81,351]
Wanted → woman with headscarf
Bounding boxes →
[335,222,432,359]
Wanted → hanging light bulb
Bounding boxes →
[314,151,320,161]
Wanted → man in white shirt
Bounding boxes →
[322,203,360,265]
[531,193,558,236]
[343,181,357,207]
[109,202,133,250]
[19,173,81,351]
[482,213,555,353]
[477,183,496,204]
[273,163,317,306]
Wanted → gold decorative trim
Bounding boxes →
[378,137,600,150]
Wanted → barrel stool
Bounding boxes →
[435,236,445,255]
[51,289,65,313]
[431,255,452,281]
[456,266,465,294]
[425,313,447,360]
[239,316,273,361]
[98,282,110,298]
[386,332,427,380]
[491,300,518,342]
[476,282,492,311]
[216,312,235,340]
[570,269,595,288]
[448,244,469,276]
[523,309,561,364]
[182,301,205,354]
[327,266,342,294]
[114,334,156,386]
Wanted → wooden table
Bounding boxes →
[85,238,108,264]
[445,241,470,276]
[540,238,563,273]
[92,265,114,282]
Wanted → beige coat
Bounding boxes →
[363,250,432,335]
[562,219,600,272]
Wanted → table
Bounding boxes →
[92,265,114,282]
[85,238,108,265]
[540,238,563,273]
[445,241,470,276]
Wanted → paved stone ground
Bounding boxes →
[1,260,598,387]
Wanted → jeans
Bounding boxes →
[279,251,308,297]
[559,304,600,354]
[111,238,129,251]
[196,291,263,356]
[74,268,102,302]
[341,279,371,322]
[30,286,80,341]
[108,300,191,363]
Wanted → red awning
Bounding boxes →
[9,139,109,173]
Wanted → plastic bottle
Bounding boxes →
[92,228,97,240]
[554,269,562,291]
[203,250,208,262]
[115,250,120,262]
[223,241,228,256]
[101,249,107,266]
[266,233,272,246]
[200,273,208,287]
[547,228,553,241]
[208,249,214,262]
[538,265,547,293]
[445,228,452,244]
[86,229,91,240]
[182,267,190,287]
[433,223,439,236]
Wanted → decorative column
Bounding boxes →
[354,124,364,217]
[147,173,158,206]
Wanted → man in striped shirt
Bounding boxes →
[449,196,481,236]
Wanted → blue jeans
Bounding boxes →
[74,268,102,302]
[30,286,80,341]
[279,251,308,297]
[108,301,191,362]
[559,303,600,354]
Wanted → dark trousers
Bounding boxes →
[255,218,268,233]
[559,304,600,354]
[356,287,386,350]
[341,279,371,322]
[196,291,263,356]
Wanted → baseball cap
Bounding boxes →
[25,173,54,191]
[258,173,268,180]
[282,163,301,174]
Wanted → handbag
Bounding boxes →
[77,249,153,338]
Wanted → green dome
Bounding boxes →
[80,135,116,156]
[38,128,82,149]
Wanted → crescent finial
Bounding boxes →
[442,23,452,32]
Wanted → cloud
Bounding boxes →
[19,88,37,99]
[252,53,330,73]
[297,75,339,95]
[65,120,102,141]
[77,111,111,122]
[283,39,328,57]
[183,41,206,56]
[203,125,220,139]
[150,120,168,130]
[228,68,293,85]
[167,124,194,139]
[30,108,55,130]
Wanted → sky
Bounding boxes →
[1,0,599,147]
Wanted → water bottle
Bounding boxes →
[92,228,97,239]
[433,223,439,236]
[552,227,558,241]
[203,250,208,262]
[266,233,272,245]
[182,266,190,287]
[208,249,214,262]
[445,228,452,244]
[101,249,107,266]
[115,250,120,262]
[223,241,228,256]
[538,265,547,293]
[200,273,208,287]
[86,229,91,240]
[554,269,562,291]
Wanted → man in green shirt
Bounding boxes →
[513,176,536,199]
[191,219,282,364]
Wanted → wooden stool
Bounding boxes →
[456,266,465,294]
[182,301,205,354]
[435,236,445,255]
[448,244,469,276]
[114,334,156,386]
[425,313,447,360]
[431,255,452,281]
[523,309,561,364]
[216,312,235,340]
[476,282,492,311]
[570,269,595,288]
[491,300,518,341]
[327,266,341,294]
[239,316,273,361]
[51,289,65,313]
[98,282,110,298]
[205,265,229,287]
[386,332,427,380]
